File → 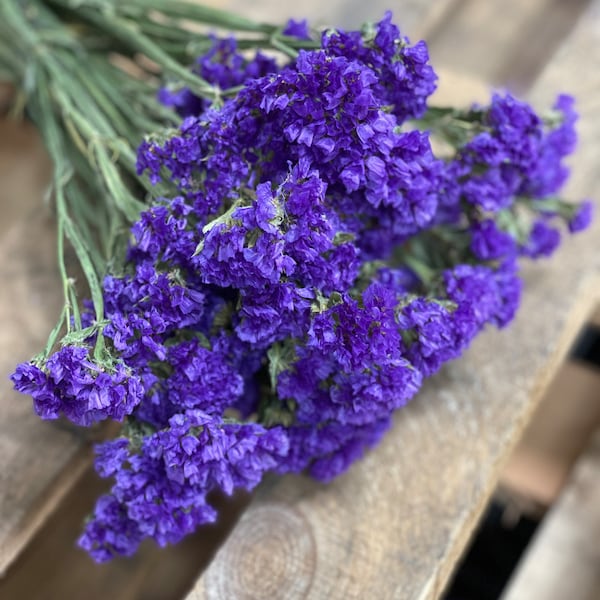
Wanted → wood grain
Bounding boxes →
[502,431,600,600]
[426,0,591,93]
[0,468,251,600]
[186,2,600,598]
[500,361,600,506]
[0,119,90,575]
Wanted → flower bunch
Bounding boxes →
[6,9,592,561]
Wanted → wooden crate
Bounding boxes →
[0,1,599,598]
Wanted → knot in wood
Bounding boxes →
[205,503,316,600]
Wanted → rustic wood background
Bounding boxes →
[0,1,598,598]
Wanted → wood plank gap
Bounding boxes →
[0,450,92,576]
[501,431,600,600]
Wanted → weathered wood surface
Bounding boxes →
[186,3,600,598]
[426,0,591,93]
[500,361,600,506]
[0,120,91,575]
[502,431,600,600]
[216,0,454,38]
[0,469,250,600]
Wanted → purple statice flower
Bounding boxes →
[137,114,251,224]
[398,298,464,378]
[445,93,581,218]
[520,94,578,198]
[322,11,437,121]
[94,438,131,477]
[277,283,422,427]
[102,261,206,366]
[196,37,277,93]
[491,258,523,327]
[444,260,522,331]
[79,411,288,560]
[11,346,143,426]
[235,282,314,347]
[278,417,391,482]
[444,94,542,213]
[248,49,442,248]
[376,266,420,294]
[195,162,358,295]
[158,86,205,120]
[163,339,244,413]
[78,493,145,562]
[282,19,311,40]
[159,37,279,117]
[192,161,361,346]
[158,411,288,492]
[470,219,517,260]
[568,199,593,233]
[127,198,197,268]
[521,220,561,258]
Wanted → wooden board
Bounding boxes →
[501,431,600,600]
[0,470,250,600]
[426,0,591,93]
[500,361,600,506]
[0,119,92,575]
[214,0,456,38]
[185,2,600,598]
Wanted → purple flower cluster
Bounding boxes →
[159,37,278,117]
[138,15,442,257]
[79,412,288,560]
[439,93,590,260]
[11,346,143,426]
[11,12,591,561]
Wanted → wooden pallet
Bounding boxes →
[0,1,598,598]
[502,431,600,600]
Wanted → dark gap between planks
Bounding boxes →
[442,312,600,600]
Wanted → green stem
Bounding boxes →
[49,1,219,99]
[118,0,278,34]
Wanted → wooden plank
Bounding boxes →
[0,469,250,600]
[0,119,90,575]
[426,0,591,93]
[501,431,600,600]
[500,361,600,506]
[215,0,459,38]
[185,2,600,598]
[590,305,600,328]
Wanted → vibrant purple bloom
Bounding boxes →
[278,418,391,481]
[568,200,593,233]
[322,11,437,121]
[470,220,517,260]
[521,220,561,258]
[79,411,288,560]
[159,37,278,117]
[12,346,143,426]
[283,19,310,40]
